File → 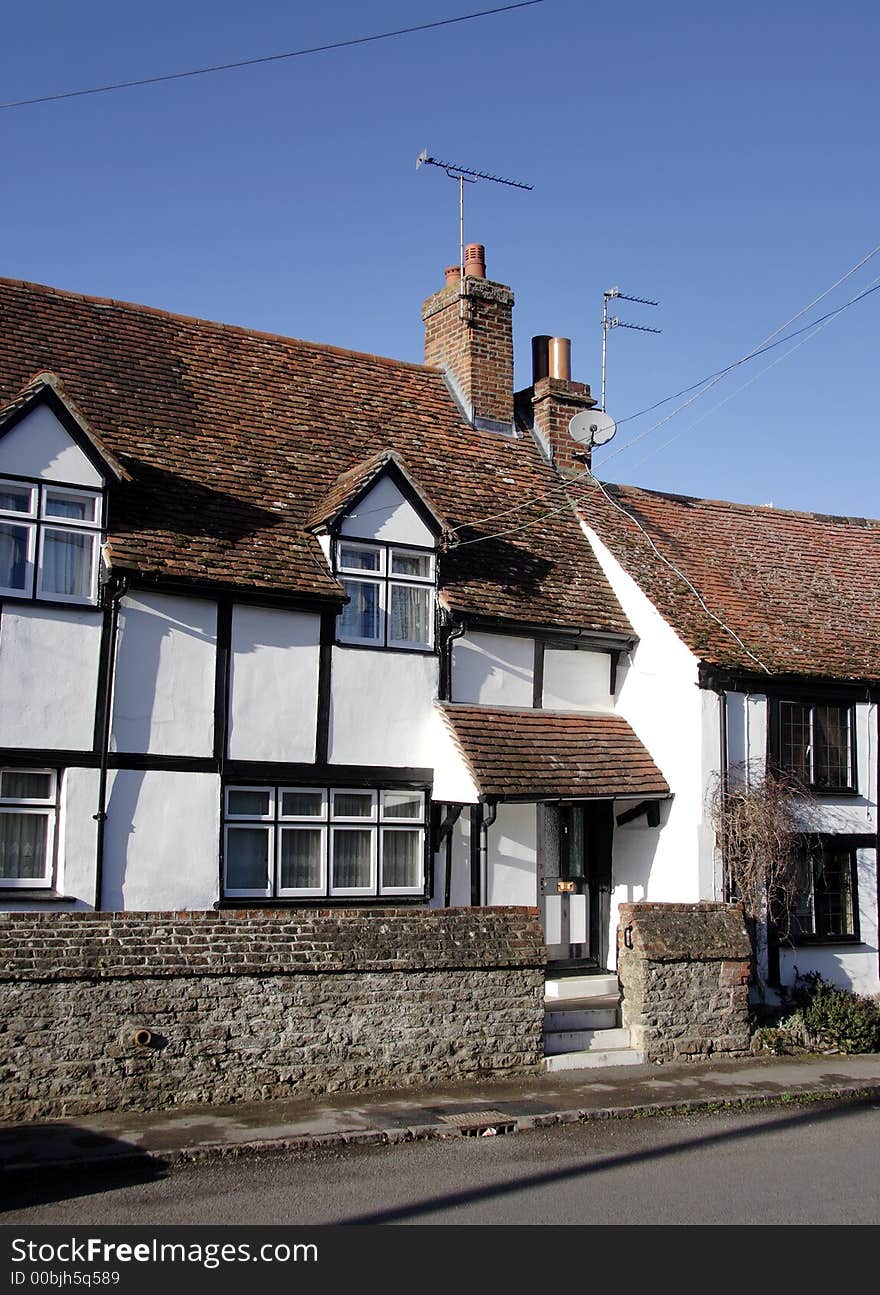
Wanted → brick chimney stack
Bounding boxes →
[525,334,598,475]
[422,244,515,434]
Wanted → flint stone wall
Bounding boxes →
[0,907,545,1122]
[617,902,751,1062]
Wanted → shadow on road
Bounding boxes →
[343,1095,879,1224]
[1,1127,169,1213]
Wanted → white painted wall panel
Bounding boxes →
[542,648,611,711]
[0,605,101,749]
[56,766,100,908]
[329,648,439,767]
[340,477,435,546]
[429,813,472,910]
[101,770,220,910]
[486,802,537,906]
[452,632,533,707]
[111,593,216,757]
[228,606,319,763]
[0,406,104,486]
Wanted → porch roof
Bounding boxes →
[436,704,670,801]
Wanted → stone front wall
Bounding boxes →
[0,908,545,1122]
[617,902,751,1062]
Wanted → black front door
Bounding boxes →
[538,802,613,971]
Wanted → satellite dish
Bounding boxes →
[568,408,617,448]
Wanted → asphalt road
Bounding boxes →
[4,1099,879,1226]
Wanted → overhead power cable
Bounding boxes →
[0,2,544,111]
[449,274,880,538]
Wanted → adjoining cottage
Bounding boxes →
[0,248,877,1010]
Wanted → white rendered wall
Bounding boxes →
[340,478,435,547]
[431,708,479,804]
[486,802,537,907]
[111,592,216,757]
[0,406,104,486]
[101,769,220,910]
[0,605,101,750]
[329,648,439,767]
[582,524,709,943]
[542,648,612,711]
[55,766,100,908]
[228,606,319,763]
[429,812,473,910]
[451,632,533,707]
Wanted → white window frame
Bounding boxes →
[335,538,436,650]
[0,768,57,890]
[277,823,327,897]
[0,478,103,605]
[223,823,273,898]
[222,783,427,899]
[380,825,425,895]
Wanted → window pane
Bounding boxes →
[381,829,421,889]
[279,828,323,890]
[792,851,815,936]
[226,828,270,890]
[389,584,431,644]
[332,828,372,888]
[40,530,94,598]
[339,579,380,640]
[332,791,374,818]
[0,522,29,591]
[0,484,32,513]
[227,788,272,817]
[44,491,97,523]
[813,706,851,788]
[0,811,48,880]
[813,848,855,937]
[382,790,424,820]
[339,544,380,572]
[280,790,324,818]
[780,702,810,782]
[391,550,431,579]
[0,771,53,801]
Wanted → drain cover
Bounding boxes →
[439,1110,517,1137]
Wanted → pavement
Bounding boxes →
[3,1051,880,1181]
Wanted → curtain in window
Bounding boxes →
[390,585,429,643]
[0,812,47,880]
[333,828,371,888]
[340,580,379,639]
[226,828,269,890]
[0,523,28,590]
[382,829,419,888]
[41,531,92,598]
[280,828,322,889]
[45,496,90,521]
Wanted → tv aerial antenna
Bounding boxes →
[601,287,661,411]
[416,149,533,315]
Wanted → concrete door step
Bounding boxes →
[545,974,619,1000]
[544,1006,618,1032]
[543,1026,632,1056]
[543,1047,646,1072]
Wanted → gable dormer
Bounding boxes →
[0,375,124,605]
[308,451,448,651]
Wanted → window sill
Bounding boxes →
[0,890,78,903]
[334,640,438,656]
[216,895,427,909]
[788,935,863,947]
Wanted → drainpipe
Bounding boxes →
[478,800,498,907]
[439,615,466,702]
[93,574,126,911]
[874,690,879,982]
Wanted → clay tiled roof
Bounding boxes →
[0,277,631,633]
[575,479,880,682]
[438,704,670,800]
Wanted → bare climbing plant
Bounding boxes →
[708,764,816,961]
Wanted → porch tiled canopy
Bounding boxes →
[437,704,670,801]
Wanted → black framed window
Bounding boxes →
[0,768,57,888]
[0,478,103,605]
[776,700,855,792]
[334,539,436,650]
[792,841,860,942]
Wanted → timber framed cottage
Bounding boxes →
[1,244,877,1020]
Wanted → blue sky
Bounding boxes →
[3,1,878,515]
